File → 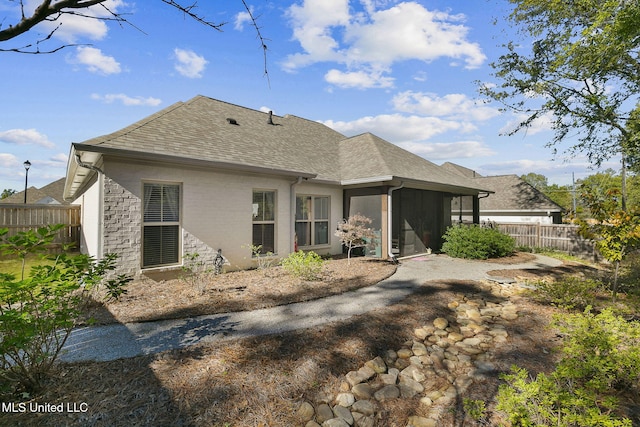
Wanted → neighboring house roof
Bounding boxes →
[1,178,68,204]
[443,161,563,214]
[65,95,488,199]
[474,175,563,213]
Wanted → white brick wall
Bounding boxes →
[102,177,141,275]
[88,160,344,276]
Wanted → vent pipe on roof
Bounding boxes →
[267,111,274,125]
[227,118,239,125]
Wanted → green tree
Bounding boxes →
[578,183,640,300]
[545,183,574,213]
[520,173,574,214]
[0,189,17,200]
[521,172,549,192]
[482,0,640,204]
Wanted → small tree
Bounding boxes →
[578,186,640,300]
[0,225,130,394]
[0,189,16,199]
[335,214,376,264]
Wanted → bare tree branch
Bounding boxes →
[239,0,269,84]
[0,0,106,42]
[159,1,226,31]
[0,0,270,79]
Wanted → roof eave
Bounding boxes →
[341,175,493,195]
[65,143,318,200]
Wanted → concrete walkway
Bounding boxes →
[59,254,562,363]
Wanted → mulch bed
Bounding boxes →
[3,253,634,427]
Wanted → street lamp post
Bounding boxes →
[23,160,31,204]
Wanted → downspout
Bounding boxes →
[290,176,303,253]
[387,181,404,261]
[75,154,105,259]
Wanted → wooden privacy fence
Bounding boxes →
[496,222,597,259]
[0,204,81,250]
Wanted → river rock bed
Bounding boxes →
[296,280,526,427]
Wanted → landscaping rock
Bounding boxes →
[335,393,355,407]
[433,317,449,330]
[365,356,387,374]
[297,401,315,422]
[374,385,400,400]
[332,405,354,425]
[322,418,350,427]
[351,383,374,400]
[406,416,437,427]
[316,403,334,424]
[351,399,376,416]
[302,283,530,426]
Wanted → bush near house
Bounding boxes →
[280,250,324,280]
[441,224,515,259]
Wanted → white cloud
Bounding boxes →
[0,129,55,148]
[398,140,496,160]
[73,46,121,74]
[284,1,486,87]
[344,3,485,68]
[392,91,500,121]
[48,153,69,167]
[30,0,126,43]
[234,10,253,30]
[173,48,208,78]
[0,153,19,168]
[323,113,474,143]
[91,93,162,106]
[325,68,394,89]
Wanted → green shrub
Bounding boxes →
[497,308,640,426]
[0,226,131,394]
[532,276,601,310]
[441,224,515,259]
[280,250,324,280]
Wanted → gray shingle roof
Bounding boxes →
[444,161,563,213]
[1,178,68,204]
[340,133,489,193]
[67,95,488,197]
[474,175,563,212]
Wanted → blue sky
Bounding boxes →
[0,0,620,193]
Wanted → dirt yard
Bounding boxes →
[4,253,629,427]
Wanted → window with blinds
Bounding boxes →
[142,183,181,268]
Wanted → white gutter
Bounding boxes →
[290,176,304,253]
[387,181,404,261]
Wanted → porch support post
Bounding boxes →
[472,195,480,224]
[381,188,389,260]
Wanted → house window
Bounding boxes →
[296,195,329,247]
[142,183,181,268]
[252,190,276,254]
